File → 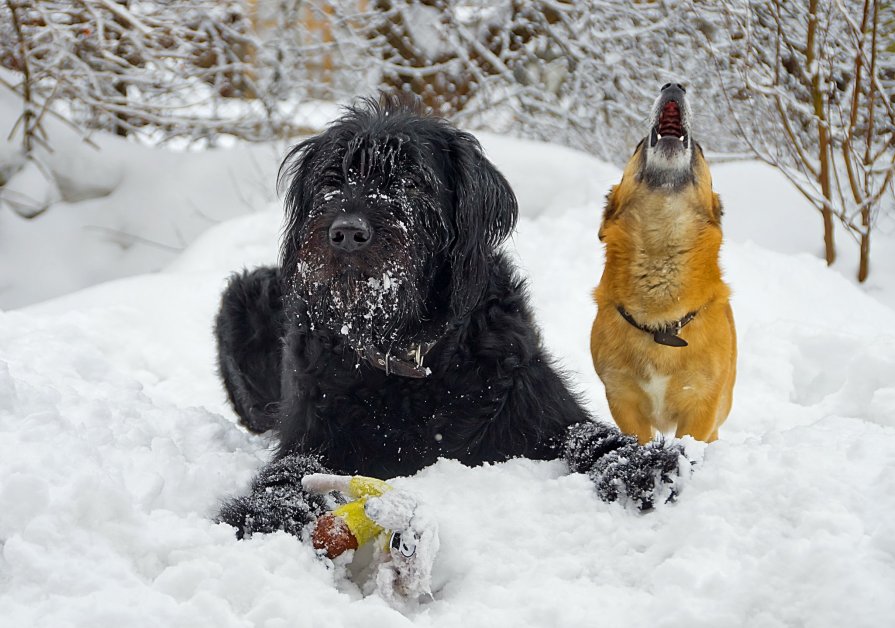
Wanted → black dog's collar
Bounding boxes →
[616,306,698,348]
[357,340,439,378]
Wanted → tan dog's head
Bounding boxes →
[603,83,720,234]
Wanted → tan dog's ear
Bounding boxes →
[599,186,619,241]
[711,193,723,224]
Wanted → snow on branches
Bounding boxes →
[0,0,269,149]
[694,0,895,280]
[0,0,891,278]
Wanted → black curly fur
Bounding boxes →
[564,422,687,510]
[219,454,330,539]
[215,98,688,538]
[216,266,284,434]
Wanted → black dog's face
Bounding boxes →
[279,99,518,354]
[287,137,447,351]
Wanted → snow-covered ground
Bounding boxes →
[1,99,895,626]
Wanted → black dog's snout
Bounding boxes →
[661,82,686,93]
[329,214,372,252]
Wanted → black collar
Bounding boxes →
[356,339,440,378]
[616,306,698,347]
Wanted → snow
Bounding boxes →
[0,78,284,310]
[2,102,895,626]
[1,158,61,218]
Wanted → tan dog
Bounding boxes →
[591,83,736,444]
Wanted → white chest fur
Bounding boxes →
[640,372,671,429]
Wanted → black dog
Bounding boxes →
[216,99,688,539]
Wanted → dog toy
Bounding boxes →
[304,475,390,558]
[302,473,439,605]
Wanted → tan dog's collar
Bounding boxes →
[616,306,698,347]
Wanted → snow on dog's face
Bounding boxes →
[278,98,518,354]
[283,132,444,351]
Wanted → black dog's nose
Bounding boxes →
[329,214,372,252]
[661,82,686,93]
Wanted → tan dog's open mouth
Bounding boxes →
[648,84,691,150]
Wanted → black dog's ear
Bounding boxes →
[444,130,519,317]
[277,136,323,274]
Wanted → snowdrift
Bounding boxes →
[3,167,895,625]
[1,95,894,624]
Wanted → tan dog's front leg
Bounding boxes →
[605,386,655,445]
[674,391,723,443]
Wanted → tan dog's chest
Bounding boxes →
[625,197,700,310]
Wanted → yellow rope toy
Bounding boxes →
[301,473,440,605]
[303,475,393,557]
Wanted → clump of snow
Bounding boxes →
[0,139,123,217]
[0,141,25,186]
[0,83,283,309]
[0,158,60,218]
[368,488,440,610]
[42,145,124,204]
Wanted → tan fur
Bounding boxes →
[591,145,737,444]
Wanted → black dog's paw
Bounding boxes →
[564,421,638,473]
[218,454,331,539]
[564,422,691,510]
[588,438,691,510]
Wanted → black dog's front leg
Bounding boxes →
[564,421,690,510]
[490,353,690,510]
[218,454,330,539]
